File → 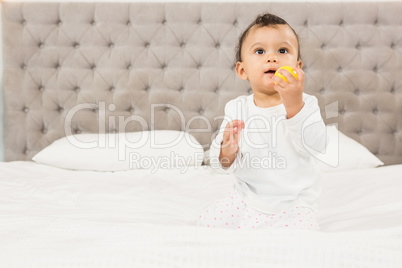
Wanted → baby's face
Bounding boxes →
[237,24,301,94]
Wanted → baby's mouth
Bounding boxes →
[265,69,276,76]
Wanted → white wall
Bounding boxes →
[0,0,398,161]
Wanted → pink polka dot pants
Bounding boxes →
[197,188,319,231]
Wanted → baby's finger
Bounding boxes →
[222,122,233,141]
[234,121,244,140]
[232,120,245,130]
[238,120,245,129]
[280,69,297,83]
[229,127,237,147]
[292,67,305,83]
[273,75,286,89]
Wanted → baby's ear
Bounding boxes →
[297,60,303,69]
[235,62,248,80]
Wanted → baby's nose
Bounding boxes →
[266,55,278,63]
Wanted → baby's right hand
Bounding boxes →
[221,120,245,155]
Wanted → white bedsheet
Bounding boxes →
[318,165,402,232]
[1,161,402,267]
[0,161,234,226]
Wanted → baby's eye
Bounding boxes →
[278,48,288,54]
[255,49,265,55]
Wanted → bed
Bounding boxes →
[1,1,402,267]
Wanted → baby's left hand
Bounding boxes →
[273,67,305,119]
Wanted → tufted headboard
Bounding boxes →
[2,2,402,164]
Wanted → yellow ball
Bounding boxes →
[274,66,298,84]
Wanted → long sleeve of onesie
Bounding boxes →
[209,93,326,214]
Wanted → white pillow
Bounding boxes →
[32,130,205,171]
[316,125,384,172]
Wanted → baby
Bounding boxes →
[198,13,327,231]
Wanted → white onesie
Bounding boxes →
[198,93,326,230]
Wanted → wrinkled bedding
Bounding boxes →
[1,161,401,267]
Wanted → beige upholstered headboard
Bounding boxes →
[2,2,402,165]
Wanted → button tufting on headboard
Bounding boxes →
[2,2,402,165]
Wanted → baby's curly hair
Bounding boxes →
[235,13,301,63]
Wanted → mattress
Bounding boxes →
[0,161,401,267]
